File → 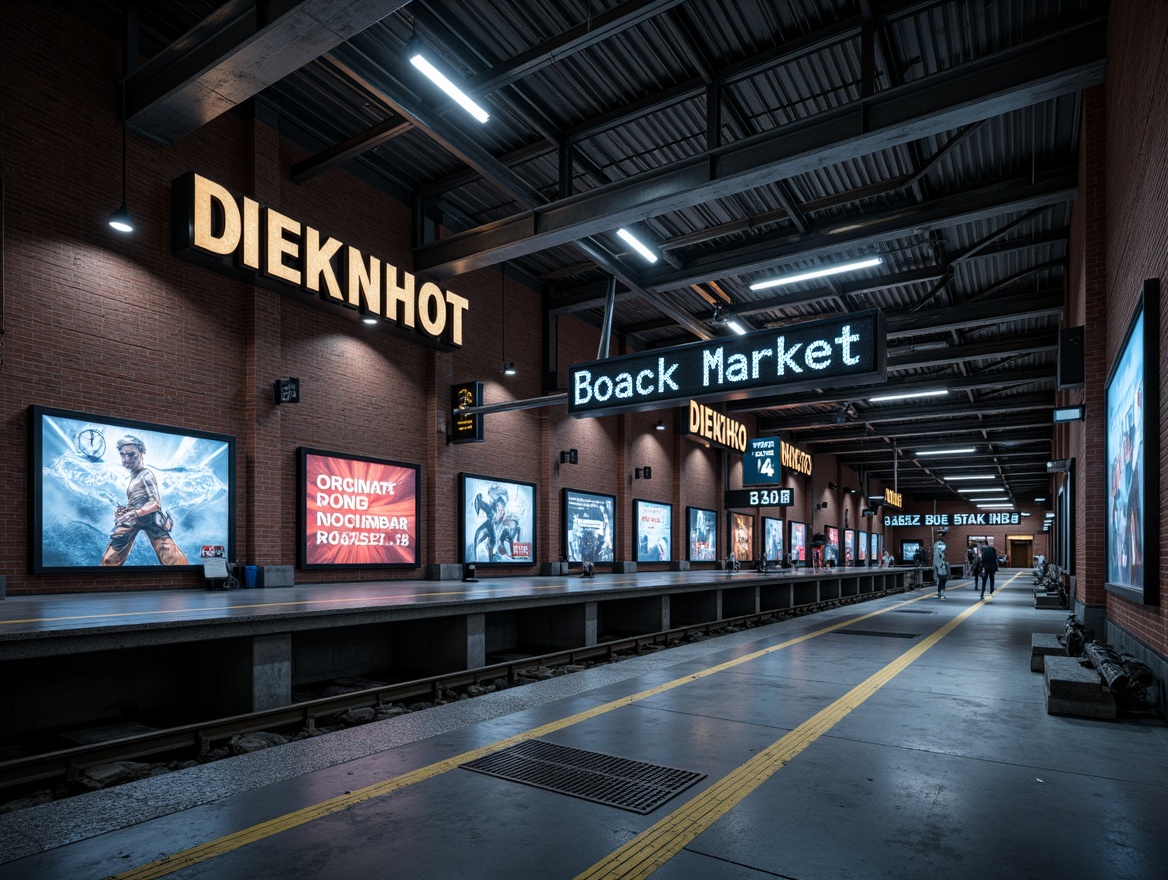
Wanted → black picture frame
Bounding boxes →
[563,488,615,564]
[730,511,754,561]
[789,520,807,566]
[460,473,537,565]
[1104,279,1160,605]
[29,405,235,573]
[763,516,785,565]
[687,506,718,562]
[298,448,420,569]
[633,498,673,562]
[824,526,840,565]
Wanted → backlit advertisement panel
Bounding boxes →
[30,406,234,573]
[634,499,672,562]
[461,473,536,565]
[300,449,419,568]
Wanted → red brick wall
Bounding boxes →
[1097,0,1168,651]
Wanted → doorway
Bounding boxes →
[1009,539,1033,569]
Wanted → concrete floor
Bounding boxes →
[2,571,1166,879]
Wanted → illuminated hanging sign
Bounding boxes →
[883,512,1022,527]
[450,381,484,444]
[743,436,782,485]
[726,488,794,508]
[780,439,812,476]
[885,488,903,509]
[685,400,747,452]
[568,311,887,417]
[172,172,469,350]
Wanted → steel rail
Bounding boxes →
[0,586,907,795]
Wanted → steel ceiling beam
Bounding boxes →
[763,393,1053,432]
[413,21,1104,278]
[123,0,408,144]
[886,331,1057,370]
[791,413,1057,444]
[641,171,1077,292]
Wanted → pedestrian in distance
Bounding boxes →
[979,541,999,598]
[933,539,949,599]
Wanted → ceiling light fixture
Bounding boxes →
[975,503,1015,509]
[943,475,996,481]
[916,447,976,456]
[616,228,659,263]
[407,41,490,123]
[500,263,514,376]
[749,256,882,291]
[1034,497,1047,502]
[957,487,1004,493]
[656,419,666,431]
[108,93,134,233]
[362,316,378,325]
[867,389,948,403]
[726,317,748,335]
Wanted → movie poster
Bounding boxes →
[731,512,753,561]
[825,526,840,565]
[301,449,418,567]
[763,517,784,564]
[461,474,536,564]
[790,521,807,565]
[844,529,855,565]
[634,499,672,562]
[31,406,233,572]
[870,531,880,564]
[858,530,868,563]
[687,507,718,561]
[1105,306,1145,592]
[564,489,614,564]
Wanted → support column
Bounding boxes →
[251,633,292,711]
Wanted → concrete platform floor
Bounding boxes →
[2,571,1165,880]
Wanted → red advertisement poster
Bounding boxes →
[302,450,418,567]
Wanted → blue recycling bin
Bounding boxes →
[243,565,258,588]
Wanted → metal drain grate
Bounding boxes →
[833,629,919,639]
[460,739,705,814]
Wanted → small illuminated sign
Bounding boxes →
[450,381,484,444]
[743,436,782,485]
[884,488,903,509]
[726,488,794,508]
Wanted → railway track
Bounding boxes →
[0,586,910,802]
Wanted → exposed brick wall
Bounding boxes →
[1097,0,1168,653]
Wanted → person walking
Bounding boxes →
[979,541,999,598]
[933,539,950,599]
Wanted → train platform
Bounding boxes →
[2,570,1165,879]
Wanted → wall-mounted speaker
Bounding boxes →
[1057,326,1084,389]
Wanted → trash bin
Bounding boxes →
[243,565,258,589]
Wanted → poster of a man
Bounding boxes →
[101,435,188,566]
[32,406,234,572]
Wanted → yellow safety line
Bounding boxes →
[108,588,937,880]
[574,572,1021,880]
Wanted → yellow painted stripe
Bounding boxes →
[108,586,944,880]
[574,572,1020,880]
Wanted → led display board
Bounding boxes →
[725,487,793,508]
[568,310,887,417]
[883,512,1023,527]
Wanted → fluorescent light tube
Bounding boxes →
[1053,406,1084,422]
[975,503,1014,509]
[616,228,659,263]
[750,257,882,291]
[409,51,490,123]
[867,389,948,403]
[943,475,996,481]
[916,447,975,456]
[726,318,748,335]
